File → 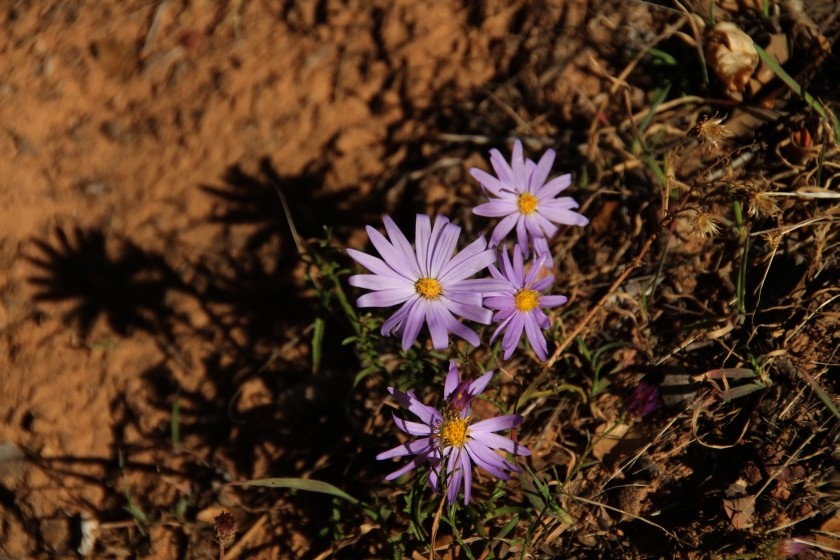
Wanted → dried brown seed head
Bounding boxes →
[213,511,239,548]
[695,114,733,148]
[688,208,721,238]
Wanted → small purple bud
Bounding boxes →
[626,381,661,417]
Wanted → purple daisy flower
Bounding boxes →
[470,139,589,257]
[347,214,505,350]
[776,537,813,559]
[625,381,661,418]
[484,245,568,361]
[377,360,531,504]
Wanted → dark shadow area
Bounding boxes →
[116,158,380,552]
[117,355,363,554]
[189,249,304,354]
[596,420,754,555]
[195,157,364,367]
[20,155,376,555]
[201,157,367,252]
[26,226,186,339]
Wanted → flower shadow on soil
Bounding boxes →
[21,159,381,555]
[26,226,187,340]
[201,156,379,252]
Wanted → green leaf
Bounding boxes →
[228,477,358,504]
[312,317,325,374]
[753,43,828,123]
[639,84,671,135]
[704,367,756,380]
[719,383,765,401]
[646,47,677,66]
[353,365,379,387]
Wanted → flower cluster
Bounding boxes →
[348,140,586,359]
[348,140,587,504]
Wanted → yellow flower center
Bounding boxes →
[414,277,442,299]
[517,193,539,215]
[514,288,540,312]
[439,416,469,448]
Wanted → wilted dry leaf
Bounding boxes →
[816,511,840,550]
[704,22,759,100]
[722,495,755,529]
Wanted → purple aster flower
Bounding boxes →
[377,360,531,505]
[776,537,812,559]
[470,139,589,257]
[483,245,567,361]
[625,381,661,418]
[347,214,505,350]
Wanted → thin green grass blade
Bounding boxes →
[646,47,677,66]
[496,515,520,541]
[229,477,359,504]
[812,385,840,421]
[798,369,840,421]
[753,43,827,121]
[124,498,149,528]
[353,366,378,387]
[311,317,325,374]
[705,367,756,380]
[719,383,765,401]
[734,200,748,313]
[644,154,667,187]
[638,84,670,136]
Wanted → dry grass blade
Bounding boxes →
[562,493,681,543]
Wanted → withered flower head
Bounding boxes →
[747,188,779,218]
[703,22,759,100]
[688,208,721,238]
[762,231,782,251]
[695,114,733,148]
[213,511,239,548]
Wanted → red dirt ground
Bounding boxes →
[2,1,838,558]
[1,1,601,557]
